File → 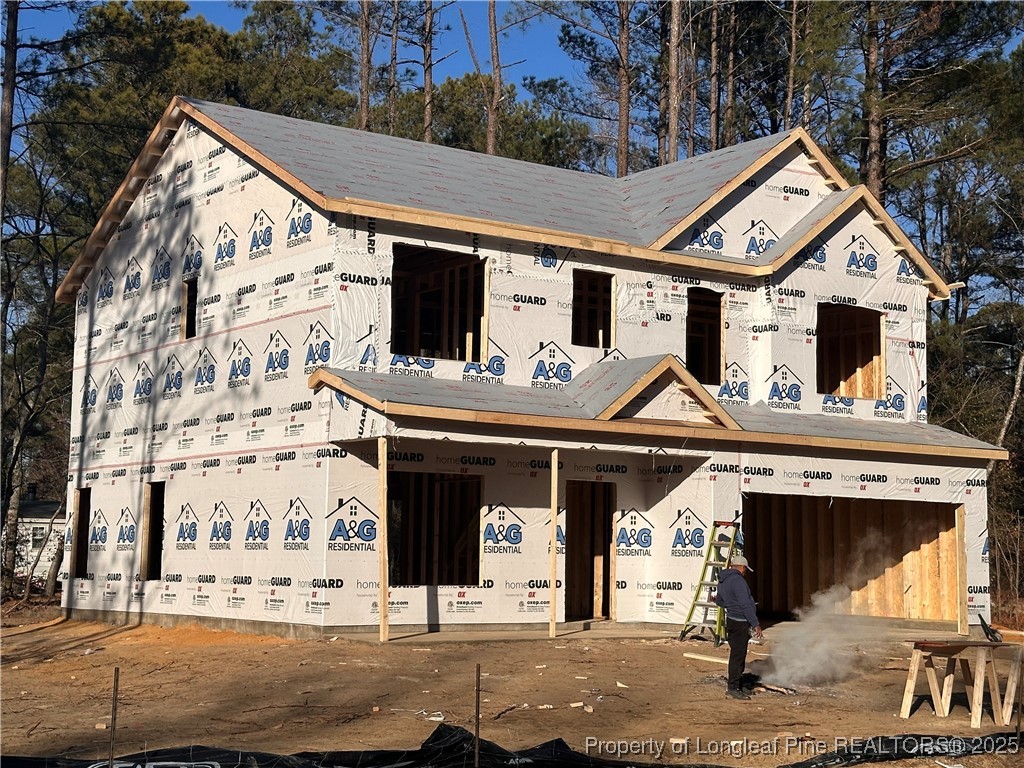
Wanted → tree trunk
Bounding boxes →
[656,1,669,164]
[785,0,798,130]
[423,0,434,144]
[2,478,23,599]
[2,181,61,601]
[1,0,18,219]
[723,0,736,145]
[45,538,62,598]
[986,346,1024,475]
[709,0,720,151]
[686,1,696,157]
[860,0,884,201]
[615,0,631,177]
[487,0,500,155]
[388,0,399,135]
[357,0,372,130]
[667,0,681,163]
[800,2,811,128]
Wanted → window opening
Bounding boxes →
[388,472,481,586]
[182,278,198,340]
[686,287,722,385]
[572,269,613,348]
[391,244,485,361]
[817,303,883,398]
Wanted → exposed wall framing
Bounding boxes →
[745,493,957,621]
[816,303,884,399]
[387,471,482,586]
[138,481,165,582]
[391,244,485,362]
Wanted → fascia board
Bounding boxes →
[647,128,850,252]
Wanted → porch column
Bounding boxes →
[955,504,968,636]
[378,435,389,642]
[549,447,559,638]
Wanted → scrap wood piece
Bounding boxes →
[492,703,524,720]
[755,681,797,695]
[683,652,728,665]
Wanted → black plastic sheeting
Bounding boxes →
[4,725,1021,768]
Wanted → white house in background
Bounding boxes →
[55,97,1004,638]
[16,487,65,584]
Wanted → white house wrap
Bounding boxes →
[57,97,1004,636]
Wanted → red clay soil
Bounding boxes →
[1,612,1021,767]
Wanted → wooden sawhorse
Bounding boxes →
[899,640,1023,728]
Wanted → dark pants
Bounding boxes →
[726,618,750,690]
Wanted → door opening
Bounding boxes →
[71,487,91,579]
[565,480,614,621]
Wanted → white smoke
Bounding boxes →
[760,530,888,688]
[760,584,860,687]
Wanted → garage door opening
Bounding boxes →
[743,494,960,621]
[387,472,482,586]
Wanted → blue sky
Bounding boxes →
[17,1,575,91]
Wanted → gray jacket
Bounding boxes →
[714,567,758,626]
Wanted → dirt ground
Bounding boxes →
[2,606,1022,767]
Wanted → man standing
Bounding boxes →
[714,555,763,699]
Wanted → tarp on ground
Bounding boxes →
[4,725,1020,768]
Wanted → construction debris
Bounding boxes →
[756,681,798,695]
[683,652,728,665]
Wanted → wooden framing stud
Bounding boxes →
[985,649,1004,725]
[378,435,390,643]
[923,656,944,714]
[900,648,923,718]
[940,657,957,716]
[971,648,987,728]
[549,448,559,639]
[955,506,969,636]
[1000,646,1022,725]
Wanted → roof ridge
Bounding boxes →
[184,97,801,247]
[616,129,801,186]
[182,96,621,185]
